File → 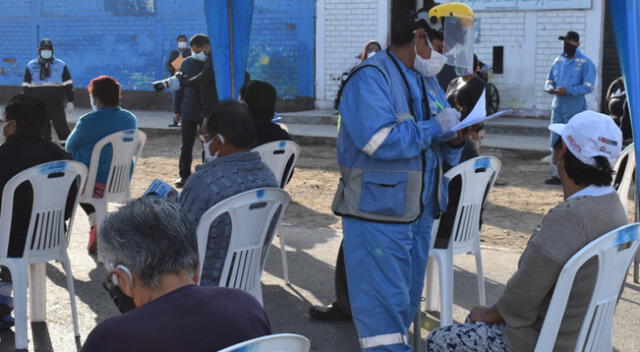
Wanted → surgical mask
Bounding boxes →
[178,41,188,49]
[0,122,6,145]
[203,134,224,162]
[102,265,136,314]
[193,51,207,62]
[413,39,448,77]
[40,50,53,60]
[563,43,577,57]
[367,51,377,59]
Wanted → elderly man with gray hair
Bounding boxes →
[81,196,271,352]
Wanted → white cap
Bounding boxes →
[548,111,622,167]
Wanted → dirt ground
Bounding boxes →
[129,133,630,251]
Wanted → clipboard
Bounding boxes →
[171,55,185,71]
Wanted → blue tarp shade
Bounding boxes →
[610,1,640,208]
[204,0,254,100]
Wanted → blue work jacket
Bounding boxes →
[545,49,596,114]
[332,50,460,223]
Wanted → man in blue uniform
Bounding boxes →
[333,4,474,349]
[22,39,75,142]
[544,31,596,184]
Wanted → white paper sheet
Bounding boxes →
[449,88,511,132]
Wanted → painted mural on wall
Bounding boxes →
[0,0,314,99]
[447,0,592,11]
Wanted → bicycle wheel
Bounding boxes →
[486,83,500,115]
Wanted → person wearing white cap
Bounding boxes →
[426,110,627,352]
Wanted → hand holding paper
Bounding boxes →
[443,88,511,134]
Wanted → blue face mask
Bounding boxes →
[193,51,207,62]
[40,50,53,60]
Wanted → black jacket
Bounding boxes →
[0,135,76,257]
[166,49,191,76]
[178,57,206,122]
[180,54,219,117]
[253,116,292,147]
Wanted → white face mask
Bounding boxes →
[193,51,207,62]
[40,50,53,60]
[413,38,448,77]
[203,134,224,162]
[367,51,377,59]
[0,121,7,145]
[178,41,188,49]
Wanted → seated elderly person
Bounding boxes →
[239,80,291,146]
[426,111,626,351]
[179,101,278,285]
[82,196,271,352]
[0,94,76,330]
[66,75,137,254]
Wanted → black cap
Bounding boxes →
[558,31,580,42]
[39,39,53,49]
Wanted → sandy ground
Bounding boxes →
[134,134,598,251]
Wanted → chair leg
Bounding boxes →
[28,263,46,322]
[13,265,29,350]
[425,257,439,311]
[634,249,639,284]
[278,233,290,284]
[474,242,487,306]
[439,251,454,326]
[61,254,80,337]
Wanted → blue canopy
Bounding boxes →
[610,1,640,207]
[204,0,254,100]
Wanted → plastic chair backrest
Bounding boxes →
[0,161,86,261]
[251,141,300,188]
[82,129,146,203]
[612,143,635,212]
[195,188,290,301]
[534,223,640,352]
[444,156,501,254]
[217,333,311,352]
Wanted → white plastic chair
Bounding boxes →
[196,188,290,305]
[533,223,640,352]
[217,333,310,352]
[79,129,146,236]
[612,143,635,213]
[251,140,300,284]
[424,156,501,326]
[0,160,86,350]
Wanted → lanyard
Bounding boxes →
[386,49,431,120]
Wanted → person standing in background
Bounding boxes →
[22,39,75,144]
[544,31,596,185]
[167,35,191,127]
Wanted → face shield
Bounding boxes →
[442,16,475,76]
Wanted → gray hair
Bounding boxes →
[99,195,199,288]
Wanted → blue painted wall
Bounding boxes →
[0,0,314,99]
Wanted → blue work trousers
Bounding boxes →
[343,213,434,351]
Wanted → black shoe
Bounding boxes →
[544,176,562,185]
[309,304,351,321]
[175,178,187,189]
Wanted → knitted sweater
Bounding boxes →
[179,152,278,285]
[496,192,627,352]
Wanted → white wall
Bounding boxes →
[475,1,605,117]
[315,0,388,109]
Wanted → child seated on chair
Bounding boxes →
[66,75,137,254]
[239,80,291,147]
[0,95,77,330]
[426,111,627,352]
[178,101,277,286]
